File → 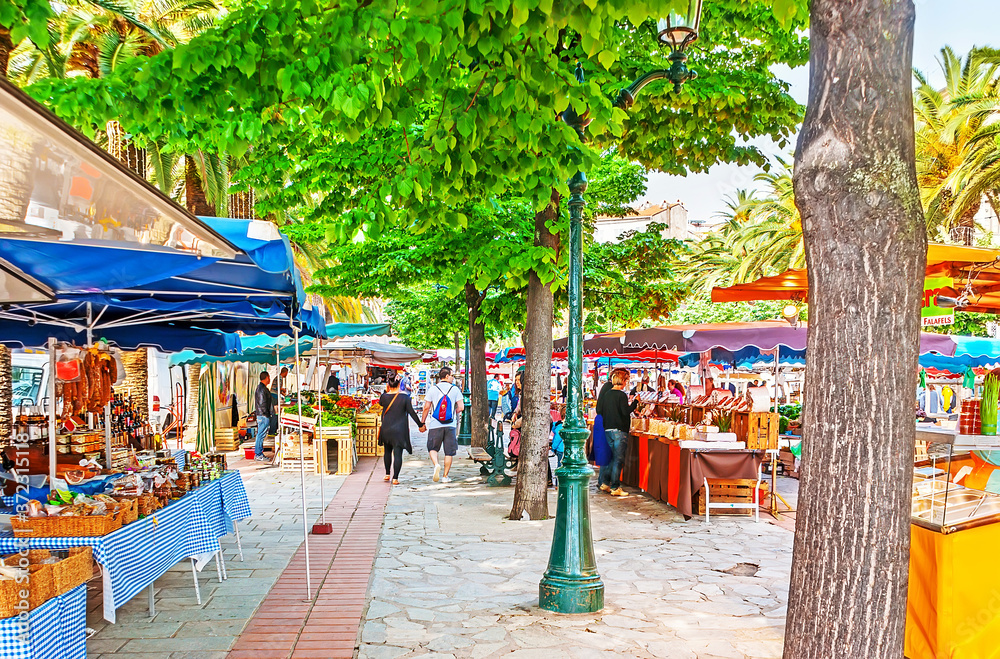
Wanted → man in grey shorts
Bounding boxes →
[420,367,464,483]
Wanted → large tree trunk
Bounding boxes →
[784,2,925,658]
[510,189,560,521]
[465,284,489,449]
[184,157,216,216]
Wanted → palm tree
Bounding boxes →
[914,46,1000,244]
[682,159,804,292]
[7,0,229,215]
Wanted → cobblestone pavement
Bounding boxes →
[360,442,793,659]
[86,456,344,659]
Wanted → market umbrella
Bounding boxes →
[624,321,957,357]
[711,243,1000,314]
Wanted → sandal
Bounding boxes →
[392,479,399,485]
[384,475,391,482]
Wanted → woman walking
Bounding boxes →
[378,374,425,484]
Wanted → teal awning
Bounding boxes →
[325,323,390,338]
[169,323,394,367]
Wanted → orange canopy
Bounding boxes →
[711,244,1000,313]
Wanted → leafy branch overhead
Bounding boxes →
[19,0,807,240]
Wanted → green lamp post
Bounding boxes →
[539,3,704,615]
[458,335,472,445]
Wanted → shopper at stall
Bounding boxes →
[670,380,686,404]
[253,372,273,461]
[596,368,638,497]
[421,366,464,483]
[378,375,425,484]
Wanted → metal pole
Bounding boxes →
[317,340,327,523]
[47,338,57,487]
[105,403,112,470]
[293,329,312,597]
[539,167,604,614]
[458,334,472,446]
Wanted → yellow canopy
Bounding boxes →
[711,244,1000,313]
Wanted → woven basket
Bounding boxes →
[113,498,139,525]
[11,506,125,538]
[0,562,55,616]
[51,548,94,596]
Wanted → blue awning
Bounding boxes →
[0,321,241,356]
[0,217,326,339]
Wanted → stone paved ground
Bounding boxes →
[86,457,344,659]
[360,441,794,659]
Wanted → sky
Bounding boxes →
[640,0,998,222]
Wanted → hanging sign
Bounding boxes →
[922,276,955,327]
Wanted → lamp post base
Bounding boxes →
[538,454,604,614]
[539,574,604,614]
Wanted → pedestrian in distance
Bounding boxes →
[420,366,464,483]
[378,374,425,484]
[253,372,273,461]
[487,374,503,418]
[596,368,638,497]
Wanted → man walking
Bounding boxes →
[254,371,273,461]
[421,366,464,483]
[487,374,502,418]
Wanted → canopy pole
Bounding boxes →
[293,328,312,599]
[47,338,57,488]
[104,403,112,470]
[317,339,327,524]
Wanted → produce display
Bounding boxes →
[283,392,372,428]
[981,371,999,435]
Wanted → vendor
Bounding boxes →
[271,366,289,399]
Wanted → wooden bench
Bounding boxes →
[469,446,492,465]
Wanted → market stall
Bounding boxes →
[0,78,287,653]
[0,462,250,623]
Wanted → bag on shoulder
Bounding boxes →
[433,385,455,424]
[508,428,521,458]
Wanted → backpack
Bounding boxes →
[507,428,522,458]
[433,384,456,424]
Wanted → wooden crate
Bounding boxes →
[688,406,706,426]
[337,437,355,475]
[356,426,379,457]
[317,426,354,475]
[746,412,779,450]
[779,447,799,478]
[214,428,240,452]
[356,413,379,428]
[695,479,768,516]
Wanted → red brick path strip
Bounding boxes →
[228,457,390,659]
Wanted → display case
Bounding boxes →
[912,424,1000,533]
[908,424,1000,659]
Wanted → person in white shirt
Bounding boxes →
[420,367,464,482]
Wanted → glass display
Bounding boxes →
[0,81,235,259]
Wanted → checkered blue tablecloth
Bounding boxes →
[0,583,87,659]
[0,471,251,623]
[172,449,188,470]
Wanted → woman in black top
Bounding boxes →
[378,375,425,484]
[596,368,638,496]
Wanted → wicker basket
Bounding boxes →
[11,506,126,538]
[0,562,55,616]
[51,548,94,595]
[113,498,139,525]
